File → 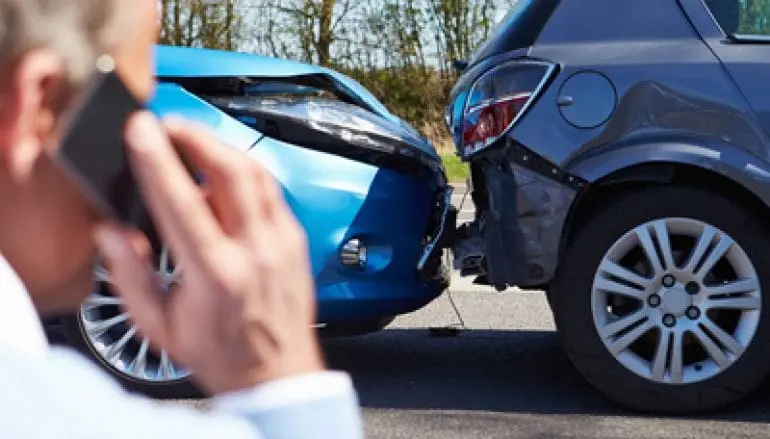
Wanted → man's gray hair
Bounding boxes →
[0,0,130,91]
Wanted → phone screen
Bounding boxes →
[55,57,153,232]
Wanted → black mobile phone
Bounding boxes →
[56,56,152,232]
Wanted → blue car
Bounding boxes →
[49,46,453,398]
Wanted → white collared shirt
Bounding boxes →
[0,256,362,438]
[0,256,49,356]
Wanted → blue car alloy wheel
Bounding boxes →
[55,45,451,399]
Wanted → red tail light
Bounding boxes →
[463,93,532,153]
[459,60,556,157]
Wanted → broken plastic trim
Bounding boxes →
[456,142,582,287]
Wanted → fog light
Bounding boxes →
[340,238,367,269]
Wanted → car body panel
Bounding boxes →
[155,45,399,127]
[148,47,447,323]
[682,0,770,140]
[519,0,768,169]
[150,82,263,151]
[247,136,443,321]
[447,0,770,288]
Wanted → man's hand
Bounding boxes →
[92,111,324,395]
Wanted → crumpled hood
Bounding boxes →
[206,96,444,180]
[155,45,400,126]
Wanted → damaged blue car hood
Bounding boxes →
[155,45,397,125]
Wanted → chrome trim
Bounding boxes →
[466,91,533,114]
[728,34,770,44]
[462,59,558,158]
[417,187,454,271]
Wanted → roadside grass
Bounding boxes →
[440,152,469,183]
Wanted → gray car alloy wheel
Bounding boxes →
[591,217,761,385]
[79,247,191,384]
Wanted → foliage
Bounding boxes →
[738,0,770,34]
[158,0,240,50]
[157,0,500,151]
[440,152,469,183]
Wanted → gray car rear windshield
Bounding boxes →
[704,0,770,41]
[468,0,561,66]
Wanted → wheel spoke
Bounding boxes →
[651,330,671,381]
[701,318,744,357]
[634,224,664,277]
[94,266,111,283]
[706,295,761,311]
[104,325,138,361]
[684,225,718,273]
[599,309,648,340]
[653,221,676,270]
[695,234,734,281]
[83,294,123,308]
[692,327,729,368]
[160,350,174,380]
[670,330,685,384]
[131,338,150,378]
[706,278,760,296]
[594,277,646,300]
[598,260,650,289]
[85,313,129,338]
[606,317,654,355]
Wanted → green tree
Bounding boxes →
[159,0,241,50]
[738,0,770,34]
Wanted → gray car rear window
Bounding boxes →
[704,0,770,37]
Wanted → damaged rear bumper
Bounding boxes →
[454,143,584,288]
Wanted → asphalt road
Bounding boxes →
[182,188,770,437]
[323,287,770,439]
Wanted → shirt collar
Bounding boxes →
[0,256,50,356]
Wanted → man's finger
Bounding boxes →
[253,161,287,220]
[163,118,264,236]
[125,112,223,263]
[93,223,169,347]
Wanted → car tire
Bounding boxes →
[60,314,203,399]
[59,242,202,400]
[551,185,770,414]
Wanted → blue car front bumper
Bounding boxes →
[136,64,454,328]
[249,136,452,323]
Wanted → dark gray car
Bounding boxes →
[447,0,770,413]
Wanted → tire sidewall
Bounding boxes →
[552,186,770,413]
[60,314,202,399]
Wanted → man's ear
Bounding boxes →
[0,49,65,180]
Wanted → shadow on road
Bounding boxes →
[321,328,770,423]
